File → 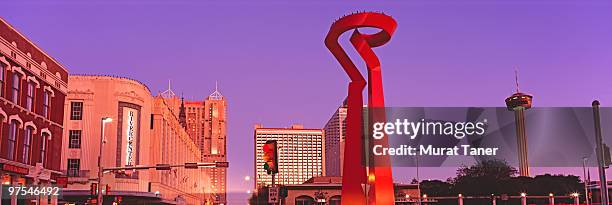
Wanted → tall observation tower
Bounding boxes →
[505,70,533,177]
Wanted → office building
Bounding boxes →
[181,84,228,205]
[323,102,347,177]
[254,124,325,187]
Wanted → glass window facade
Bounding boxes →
[255,128,324,187]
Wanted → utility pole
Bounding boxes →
[592,100,609,205]
[416,155,422,205]
[272,173,276,205]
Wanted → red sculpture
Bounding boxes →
[325,12,397,205]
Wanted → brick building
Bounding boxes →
[0,17,68,205]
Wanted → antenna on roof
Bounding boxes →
[209,81,223,100]
[515,68,520,93]
[161,79,176,98]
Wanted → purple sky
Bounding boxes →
[4,0,612,202]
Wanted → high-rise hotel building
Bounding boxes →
[183,85,227,205]
[323,102,347,177]
[254,124,325,187]
[0,17,69,205]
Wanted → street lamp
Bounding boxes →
[583,157,590,205]
[415,155,422,205]
[98,117,112,205]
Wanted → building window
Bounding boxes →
[68,130,81,148]
[329,196,341,205]
[11,73,20,104]
[67,159,80,177]
[26,82,34,111]
[40,134,48,166]
[70,101,83,120]
[295,196,315,205]
[0,63,5,97]
[43,91,50,118]
[7,121,18,160]
[23,127,33,164]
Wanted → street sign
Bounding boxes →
[156,164,171,170]
[185,163,198,169]
[268,186,280,203]
[215,162,229,168]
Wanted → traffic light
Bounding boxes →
[90,183,98,196]
[280,186,288,198]
[262,140,278,174]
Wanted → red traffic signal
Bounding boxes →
[262,140,278,174]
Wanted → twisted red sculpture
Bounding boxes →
[325,12,397,205]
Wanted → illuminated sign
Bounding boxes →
[0,163,29,175]
[122,107,138,167]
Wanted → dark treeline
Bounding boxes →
[411,160,583,205]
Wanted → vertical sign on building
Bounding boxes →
[122,107,139,166]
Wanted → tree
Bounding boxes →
[248,187,268,204]
[451,159,517,195]
[528,174,582,196]
[421,180,452,197]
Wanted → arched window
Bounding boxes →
[11,72,20,104]
[25,81,35,111]
[0,63,5,97]
[0,109,5,142]
[295,195,315,205]
[43,86,54,119]
[329,195,341,205]
[40,133,48,166]
[7,120,19,160]
[23,126,33,164]
[42,91,50,118]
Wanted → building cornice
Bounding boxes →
[0,17,69,74]
[0,38,67,94]
[70,74,152,95]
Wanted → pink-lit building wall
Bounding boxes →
[61,75,207,204]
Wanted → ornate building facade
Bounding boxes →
[60,75,207,205]
[0,17,68,205]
